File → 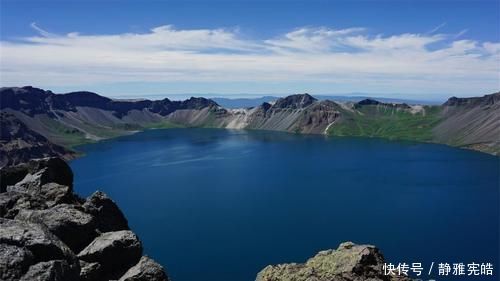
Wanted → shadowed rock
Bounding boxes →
[119,256,170,281]
[0,157,170,281]
[1,157,73,192]
[78,230,143,280]
[79,260,102,281]
[0,244,34,280]
[19,260,79,281]
[83,191,129,233]
[15,204,98,253]
[0,218,80,281]
[0,191,47,218]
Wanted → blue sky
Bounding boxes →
[1,0,499,100]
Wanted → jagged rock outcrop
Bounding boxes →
[78,230,143,280]
[256,242,413,281]
[119,256,170,281]
[0,157,169,281]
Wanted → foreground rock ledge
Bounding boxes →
[0,157,169,281]
[256,242,413,281]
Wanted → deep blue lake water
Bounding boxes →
[71,128,499,281]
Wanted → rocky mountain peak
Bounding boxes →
[443,92,500,107]
[357,98,381,105]
[273,93,317,109]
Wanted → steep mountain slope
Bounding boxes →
[432,93,500,154]
[327,99,442,142]
[0,112,75,167]
[1,86,498,165]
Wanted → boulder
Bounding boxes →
[0,218,79,280]
[19,260,79,281]
[83,191,129,232]
[256,242,413,281]
[0,218,77,263]
[15,204,97,253]
[0,191,47,218]
[78,230,142,279]
[0,244,34,281]
[119,256,169,281]
[1,157,73,193]
[79,260,103,281]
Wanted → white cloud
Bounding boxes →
[0,24,498,95]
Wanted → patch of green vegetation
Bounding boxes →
[327,105,443,142]
[142,120,185,129]
[38,117,90,148]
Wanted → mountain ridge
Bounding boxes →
[1,86,498,166]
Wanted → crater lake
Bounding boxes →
[70,128,499,281]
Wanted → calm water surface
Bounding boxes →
[71,128,499,281]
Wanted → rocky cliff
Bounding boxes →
[0,112,75,167]
[0,157,169,281]
[256,242,412,281]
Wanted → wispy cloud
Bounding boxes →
[29,22,55,38]
[0,24,498,96]
[427,22,447,34]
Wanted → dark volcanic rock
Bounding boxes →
[357,98,381,105]
[0,191,47,218]
[16,204,98,253]
[79,260,103,281]
[119,256,170,281]
[0,157,170,281]
[1,157,73,192]
[0,244,34,280]
[0,218,77,263]
[273,94,317,109]
[78,230,143,279]
[83,191,129,233]
[19,260,79,281]
[443,92,500,107]
[0,218,80,280]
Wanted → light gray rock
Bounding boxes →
[0,218,76,263]
[0,191,47,218]
[256,242,413,281]
[0,218,79,280]
[78,230,142,280]
[119,256,169,281]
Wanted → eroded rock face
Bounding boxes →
[1,157,73,192]
[83,191,129,232]
[15,204,98,253]
[256,242,413,281]
[78,230,143,280]
[119,256,170,281]
[0,157,169,281]
[0,218,80,281]
[19,260,80,281]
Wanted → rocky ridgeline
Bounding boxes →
[256,242,413,281]
[0,157,169,281]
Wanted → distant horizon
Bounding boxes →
[7,84,493,104]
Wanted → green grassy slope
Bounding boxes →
[327,104,443,142]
